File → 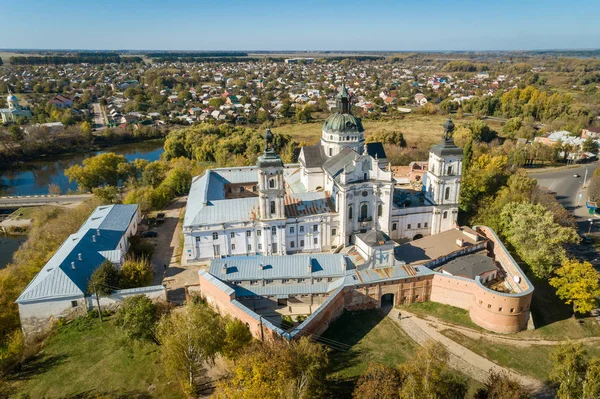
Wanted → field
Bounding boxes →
[0,52,45,65]
[398,301,484,331]
[10,316,182,399]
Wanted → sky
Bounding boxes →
[2,0,599,51]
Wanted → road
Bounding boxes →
[91,102,107,130]
[530,161,600,263]
[0,194,93,207]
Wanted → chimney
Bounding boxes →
[456,238,465,247]
[78,253,82,261]
[259,262,264,271]
[222,263,228,274]
[96,228,101,237]
[71,261,76,270]
[307,257,313,273]
[92,235,96,243]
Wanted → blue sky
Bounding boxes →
[2,0,598,51]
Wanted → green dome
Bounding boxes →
[323,113,364,134]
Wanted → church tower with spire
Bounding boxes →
[320,83,365,157]
[426,117,463,234]
[257,128,285,220]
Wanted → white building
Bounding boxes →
[0,93,32,123]
[183,84,463,262]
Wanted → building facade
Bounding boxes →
[1,92,32,123]
[183,84,462,261]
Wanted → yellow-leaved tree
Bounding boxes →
[550,258,600,315]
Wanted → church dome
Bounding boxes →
[7,94,18,103]
[323,113,364,134]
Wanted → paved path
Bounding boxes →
[0,194,93,207]
[388,309,551,397]
[92,102,107,130]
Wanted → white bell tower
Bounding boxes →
[426,117,463,234]
[257,128,285,220]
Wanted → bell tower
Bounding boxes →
[426,117,463,234]
[257,128,285,220]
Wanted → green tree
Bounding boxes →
[500,202,579,278]
[118,257,153,289]
[353,363,401,399]
[87,260,120,295]
[582,137,599,154]
[65,152,130,191]
[550,258,600,315]
[156,302,226,396]
[7,126,22,142]
[92,186,120,204]
[550,343,587,399]
[114,295,157,341]
[459,153,508,214]
[583,358,600,399]
[222,318,253,363]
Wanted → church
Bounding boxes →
[183,84,463,262]
[1,92,32,123]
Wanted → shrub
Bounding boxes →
[87,261,120,295]
[114,295,157,341]
[119,257,153,289]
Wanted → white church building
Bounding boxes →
[0,92,32,123]
[183,84,463,262]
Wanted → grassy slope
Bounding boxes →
[11,317,182,399]
[398,301,484,331]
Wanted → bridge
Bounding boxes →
[0,194,93,208]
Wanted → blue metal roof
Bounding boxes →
[16,205,138,303]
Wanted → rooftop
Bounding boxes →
[395,227,482,265]
[436,253,497,280]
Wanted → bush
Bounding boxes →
[87,261,120,295]
[128,236,154,258]
[114,295,157,341]
[119,257,153,289]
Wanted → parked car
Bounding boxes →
[156,213,166,223]
[574,174,580,178]
[141,231,158,238]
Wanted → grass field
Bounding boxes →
[10,207,40,220]
[10,316,182,399]
[398,301,484,331]
[441,329,600,382]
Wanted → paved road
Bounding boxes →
[0,194,93,207]
[91,102,107,130]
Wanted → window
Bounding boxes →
[257,230,262,236]
[258,244,263,250]
[230,232,235,238]
[407,224,411,229]
[332,228,337,236]
[240,187,245,192]
[479,300,483,305]
[247,244,252,251]
[314,237,318,245]
[447,166,453,175]
[313,224,318,232]
[377,204,382,217]
[250,280,258,285]
[246,230,251,237]
[348,206,353,220]
[270,200,276,215]
[269,179,275,188]
[392,223,397,231]
[443,211,448,219]
[360,203,368,220]
[300,240,305,247]
[282,279,289,284]
[364,172,368,181]
[71,300,78,308]
[265,279,273,284]
[252,185,257,192]
[445,187,450,200]
[424,222,428,228]
[231,243,236,250]
[212,232,218,240]
[417,223,421,228]
[510,308,514,313]
[290,226,294,233]
[299,226,304,233]
[487,304,491,309]
[271,226,277,235]
[195,237,201,242]
[298,279,305,283]
[329,148,333,156]
[316,278,323,282]
[227,187,232,193]
[290,241,295,248]
[272,243,277,252]
[499,307,503,312]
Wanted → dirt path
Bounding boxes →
[389,309,552,398]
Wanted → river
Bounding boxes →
[0,140,165,268]
[0,140,165,196]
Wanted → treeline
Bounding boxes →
[9,54,143,65]
[146,51,249,58]
[444,60,489,72]
[163,124,297,165]
[155,56,276,63]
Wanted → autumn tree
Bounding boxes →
[156,302,226,396]
[474,370,531,399]
[87,260,120,295]
[118,257,153,289]
[114,295,157,341]
[65,152,130,191]
[550,343,587,399]
[583,358,600,399]
[222,318,253,363]
[550,258,600,315]
[500,202,579,278]
[459,153,509,214]
[353,363,401,399]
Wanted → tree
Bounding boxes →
[7,126,22,142]
[475,370,531,399]
[92,185,120,204]
[114,294,157,341]
[500,202,579,278]
[462,137,473,171]
[588,176,600,203]
[582,137,599,154]
[48,183,62,196]
[550,258,600,315]
[80,121,93,136]
[215,337,329,399]
[550,343,587,399]
[87,260,120,295]
[118,257,153,289]
[222,318,253,363]
[65,152,129,191]
[353,363,401,399]
[459,153,508,214]
[156,302,226,396]
[583,358,600,399]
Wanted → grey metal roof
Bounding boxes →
[233,281,340,297]
[323,147,357,178]
[209,254,350,281]
[355,230,393,247]
[16,205,138,303]
[187,197,259,226]
[199,270,235,296]
[300,144,327,168]
[436,253,497,279]
[430,137,463,157]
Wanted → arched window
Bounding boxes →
[360,203,368,221]
[348,206,353,220]
[377,204,382,217]
[445,187,450,200]
[270,201,276,214]
[252,185,257,192]
[329,148,333,156]
[443,211,448,219]
[364,172,368,181]
[269,179,275,188]
[240,187,245,192]
[346,136,350,141]
[447,166,453,175]
[329,135,333,140]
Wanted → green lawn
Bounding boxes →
[441,329,600,382]
[398,301,484,331]
[10,207,40,220]
[10,316,182,399]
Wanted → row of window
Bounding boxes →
[232,277,335,285]
[348,204,383,220]
[407,222,428,230]
[479,300,528,313]
[210,224,327,241]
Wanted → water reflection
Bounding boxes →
[0,235,26,269]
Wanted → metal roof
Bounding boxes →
[209,254,350,281]
[284,191,334,217]
[436,253,497,279]
[16,205,138,303]
[323,147,358,178]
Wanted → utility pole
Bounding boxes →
[94,284,103,322]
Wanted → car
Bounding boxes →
[574,174,580,178]
[156,213,166,223]
[141,231,158,238]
